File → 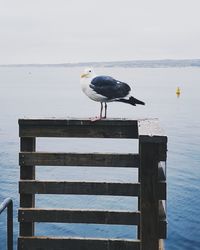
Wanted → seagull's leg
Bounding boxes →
[100,102,103,119]
[90,102,103,122]
[103,102,107,118]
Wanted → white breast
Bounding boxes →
[80,77,107,102]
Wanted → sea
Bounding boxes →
[0,66,200,250]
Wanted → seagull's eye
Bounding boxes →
[89,70,91,73]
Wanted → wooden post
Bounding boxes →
[139,141,159,250]
[20,137,36,236]
[138,119,167,250]
[7,199,13,250]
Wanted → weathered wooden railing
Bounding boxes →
[0,198,13,250]
[18,118,167,250]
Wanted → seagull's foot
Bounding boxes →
[90,116,106,122]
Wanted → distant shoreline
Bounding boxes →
[0,59,200,68]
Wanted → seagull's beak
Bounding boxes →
[81,73,89,78]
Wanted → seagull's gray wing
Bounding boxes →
[90,76,131,99]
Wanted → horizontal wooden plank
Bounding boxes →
[19,180,165,199]
[138,119,167,143]
[18,118,138,127]
[18,237,140,250]
[18,208,166,238]
[19,208,140,225]
[19,119,138,138]
[19,181,140,196]
[19,152,139,168]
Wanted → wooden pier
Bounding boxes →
[18,118,167,250]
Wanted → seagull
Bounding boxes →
[80,68,145,120]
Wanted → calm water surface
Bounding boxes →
[0,67,200,249]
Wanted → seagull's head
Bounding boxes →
[80,68,95,79]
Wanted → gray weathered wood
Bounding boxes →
[138,119,167,143]
[139,141,159,250]
[18,208,140,225]
[18,118,138,126]
[19,152,139,168]
[19,119,138,138]
[18,237,140,250]
[19,180,165,199]
[19,180,140,196]
[20,137,36,237]
[18,208,166,238]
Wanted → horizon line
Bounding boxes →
[0,58,200,67]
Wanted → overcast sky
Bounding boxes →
[0,0,200,64]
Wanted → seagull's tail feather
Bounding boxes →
[116,96,145,106]
[130,96,145,105]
